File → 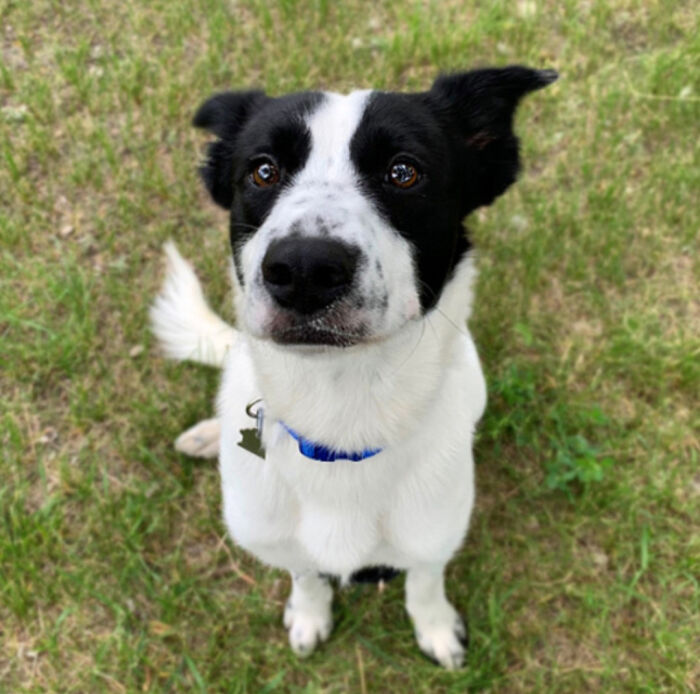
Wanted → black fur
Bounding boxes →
[350,565,402,584]
[349,91,469,310]
[194,91,322,282]
[193,90,267,209]
[428,66,558,210]
[350,66,557,309]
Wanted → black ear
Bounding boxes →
[429,66,557,210]
[193,90,267,209]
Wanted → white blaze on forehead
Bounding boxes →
[297,90,372,185]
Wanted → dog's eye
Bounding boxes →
[388,161,420,189]
[251,160,280,187]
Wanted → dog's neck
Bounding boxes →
[244,255,477,451]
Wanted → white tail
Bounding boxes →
[150,242,237,368]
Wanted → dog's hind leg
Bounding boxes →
[283,572,334,657]
[405,563,467,670]
[174,417,220,458]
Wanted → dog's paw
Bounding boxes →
[174,418,220,458]
[283,599,333,657]
[415,613,468,670]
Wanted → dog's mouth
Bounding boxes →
[270,320,368,347]
[273,323,367,347]
[264,304,370,348]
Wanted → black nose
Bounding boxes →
[262,238,358,314]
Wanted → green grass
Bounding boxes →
[1,0,698,691]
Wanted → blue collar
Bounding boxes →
[281,422,382,462]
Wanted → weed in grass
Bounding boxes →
[482,362,615,497]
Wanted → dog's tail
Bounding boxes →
[150,242,237,368]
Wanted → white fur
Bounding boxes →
[152,242,485,667]
[217,254,484,573]
[175,417,220,458]
[150,242,236,367]
[150,91,487,669]
[284,572,334,656]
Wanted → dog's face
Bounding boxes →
[194,66,556,347]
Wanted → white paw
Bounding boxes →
[174,418,220,458]
[283,600,333,657]
[415,613,468,670]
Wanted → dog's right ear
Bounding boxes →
[193,90,267,209]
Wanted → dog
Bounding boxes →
[150,65,556,669]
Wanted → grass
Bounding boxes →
[1,0,698,691]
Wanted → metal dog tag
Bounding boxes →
[238,400,265,458]
[237,427,265,458]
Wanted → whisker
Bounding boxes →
[432,304,470,338]
[417,279,470,339]
[392,317,427,374]
[230,221,260,232]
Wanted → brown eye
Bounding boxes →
[251,160,280,187]
[389,161,419,189]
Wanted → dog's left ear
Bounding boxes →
[193,90,268,209]
[429,65,557,212]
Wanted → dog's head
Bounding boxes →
[194,66,556,348]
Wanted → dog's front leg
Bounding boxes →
[283,571,334,657]
[174,417,220,458]
[405,563,467,670]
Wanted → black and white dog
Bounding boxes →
[151,66,556,669]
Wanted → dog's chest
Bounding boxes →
[220,420,419,573]
[217,345,482,576]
